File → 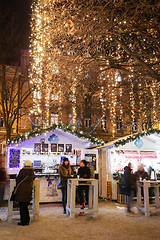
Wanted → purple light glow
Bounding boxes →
[9,148,20,168]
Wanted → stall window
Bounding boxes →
[51,113,58,125]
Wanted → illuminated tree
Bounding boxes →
[30,0,160,137]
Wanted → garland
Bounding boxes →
[114,128,160,147]
[7,123,105,146]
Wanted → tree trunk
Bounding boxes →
[6,125,12,140]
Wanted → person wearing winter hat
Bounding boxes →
[15,160,35,226]
[24,160,32,167]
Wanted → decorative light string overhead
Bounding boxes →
[129,71,135,130]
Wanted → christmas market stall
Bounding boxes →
[98,129,160,201]
[6,124,103,203]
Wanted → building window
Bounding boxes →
[35,117,40,126]
[0,118,4,127]
[115,72,121,82]
[101,117,107,130]
[69,114,73,126]
[85,118,91,128]
[33,90,41,100]
[51,93,59,101]
[116,116,122,130]
[51,113,58,125]
[132,120,137,131]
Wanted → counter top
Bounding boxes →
[35,173,59,177]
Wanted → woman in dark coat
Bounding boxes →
[15,160,35,226]
[123,162,136,214]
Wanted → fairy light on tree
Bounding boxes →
[108,73,118,137]
[29,0,160,137]
[29,1,44,117]
[99,71,107,131]
[151,80,158,126]
[71,77,77,127]
[115,72,123,129]
[129,73,136,130]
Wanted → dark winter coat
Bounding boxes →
[0,167,7,186]
[59,165,74,187]
[123,166,136,195]
[134,170,149,180]
[77,166,91,179]
[15,167,35,203]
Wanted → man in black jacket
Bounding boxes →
[77,160,91,208]
[123,162,136,215]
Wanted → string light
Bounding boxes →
[129,71,135,130]
[28,0,160,138]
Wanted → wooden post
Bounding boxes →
[154,183,160,209]
[67,180,71,212]
[143,181,150,217]
[92,179,98,217]
[88,184,93,209]
[31,179,40,221]
[7,180,15,223]
[69,179,77,218]
[137,181,142,213]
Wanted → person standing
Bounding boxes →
[134,163,149,180]
[59,158,75,214]
[123,162,136,215]
[77,160,91,209]
[15,160,35,226]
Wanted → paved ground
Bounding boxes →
[0,200,160,240]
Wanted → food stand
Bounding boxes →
[6,124,103,203]
[98,130,160,200]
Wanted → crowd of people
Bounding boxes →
[0,158,94,225]
[0,157,151,224]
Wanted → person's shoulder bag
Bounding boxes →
[10,175,28,201]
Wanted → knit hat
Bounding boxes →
[24,160,32,167]
[81,160,87,166]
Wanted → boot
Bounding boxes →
[81,202,85,209]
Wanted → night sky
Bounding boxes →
[0,0,32,48]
